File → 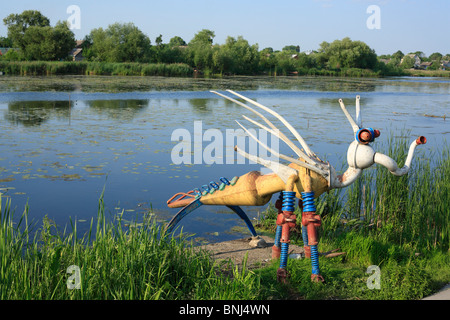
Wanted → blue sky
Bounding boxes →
[0,0,448,56]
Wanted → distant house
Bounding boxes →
[0,47,20,58]
[401,54,421,68]
[70,48,83,61]
[418,61,433,70]
[441,61,450,70]
[0,47,11,56]
[379,58,392,64]
[69,40,85,61]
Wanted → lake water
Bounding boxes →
[0,75,449,243]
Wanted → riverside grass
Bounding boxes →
[0,193,261,300]
[259,134,450,255]
[256,134,450,299]
[2,60,449,78]
[1,135,449,300]
[0,61,382,78]
[0,61,194,77]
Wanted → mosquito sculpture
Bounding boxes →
[166,90,426,283]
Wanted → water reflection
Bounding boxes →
[5,100,71,126]
[189,98,211,113]
[317,96,374,108]
[85,99,149,119]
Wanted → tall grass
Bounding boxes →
[0,61,193,77]
[337,136,449,253]
[0,193,260,300]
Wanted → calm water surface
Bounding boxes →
[0,76,449,243]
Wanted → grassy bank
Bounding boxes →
[0,194,260,300]
[270,67,384,78]
[257,135,450,299]
[0,61,194,77]
[403,69,450,77]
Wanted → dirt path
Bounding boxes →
[198,236,304,269]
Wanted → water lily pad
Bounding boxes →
[82,165,103,172]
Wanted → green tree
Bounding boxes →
[155,34,163,47]
[187,29,216,71]
[3,11,75,61]
[51,21,76,60]
[87,22,151,62]
[189,29,215,47]
[168,36,186,48]
[148,36,187,64]
[258,48,277,74]
[282,45,300,53]
[400,55,415,69]
[274,50,297,74]
[20,21,75,61]
[392,50,404,61]
[429,52,442,62]
[388,57,401,67]
[212,45,233,74]
[219,36,259,74]
[1,48,21,61]
[378,54,391,60]
[319,37,377,69]
[315,41,331,68]
[152,34,165,63]
[426,52,442,70]
[3,10,50,50]
[0,36,13,47]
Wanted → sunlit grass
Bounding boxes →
[0,192,261,300]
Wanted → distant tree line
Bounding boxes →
[1,10,449,77]
[378,50,450,71]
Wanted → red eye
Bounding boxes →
[357,128,380,144]
[359,130,371,143]
[416,136,427,145]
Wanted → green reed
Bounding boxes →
[0,61,193,77]
[0,192,260,300]
[346,135,449,252]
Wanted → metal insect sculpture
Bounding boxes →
[166,90,427,283]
